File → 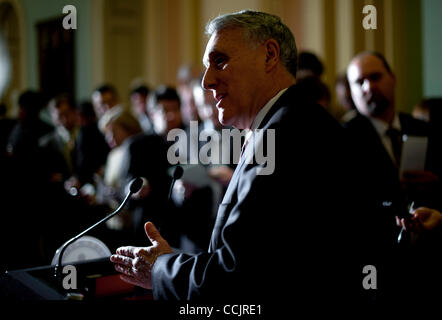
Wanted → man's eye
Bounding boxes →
[214,57,226,67]
[369,73,381,82]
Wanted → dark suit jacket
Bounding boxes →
[151,85,369,306]
[343,113,442,304]
[74,123,110,184]
[344,113,429,209]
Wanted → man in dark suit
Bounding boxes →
[110,10,368,307]
[39,93,80,183]
[345,51,440,216]
[345,52,442,303]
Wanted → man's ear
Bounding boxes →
[264,39,280,72]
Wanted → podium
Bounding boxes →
[0,257,153,300]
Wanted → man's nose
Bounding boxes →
[202,67,216,91]
[362,79,375,95]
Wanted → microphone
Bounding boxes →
[168,166,183,201]
[130,176,144,194]
[54,177,143,282]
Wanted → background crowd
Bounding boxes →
[0,52,441,281]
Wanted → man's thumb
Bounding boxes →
[144,221,161,244]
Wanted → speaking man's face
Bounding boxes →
[347,54,396,118]
[202,28,267,129]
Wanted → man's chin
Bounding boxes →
[218,108,244,129]
[367,101,390,117]
[218,110,234,127]
[220,117,244,129]
[219,117,234,128]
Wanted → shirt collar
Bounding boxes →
[250,88,288,131]
[368,113,401,136]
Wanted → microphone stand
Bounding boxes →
[168,165,184,201]
[54,179,141,284]
[52,167,181,288]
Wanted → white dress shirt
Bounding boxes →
[241,88,288,160]
[368,114,402,165]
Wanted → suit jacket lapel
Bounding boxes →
[209,86,296,252]
[209,153,247,252]
[258,85,296,130]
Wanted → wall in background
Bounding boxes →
[422,0,442,98]
[2,0,440,116]
[18,0,92,102]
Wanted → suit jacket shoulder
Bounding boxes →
[399,112,429,136]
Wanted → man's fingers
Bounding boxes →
[110,254,133,267]
[116,246,138,258]
[110,223,171,291]
[144,222,162,245]
[113,260,151,277]
[114,263,132,275]
[413,207,432,220]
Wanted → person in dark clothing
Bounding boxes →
[72,101,110,186]
[2,90,53,270]
[6,90,53,158]
[345,51,442,305]
[110,11,374,309]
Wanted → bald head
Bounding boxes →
[347,52,396,123]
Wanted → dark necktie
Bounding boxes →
[386,127,402,166]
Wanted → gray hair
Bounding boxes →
[99,107,142,136]
[205,10,297,78]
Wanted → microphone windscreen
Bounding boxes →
[129,177,144,194]
[173,166,184,180]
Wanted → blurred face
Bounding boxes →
[150,99,182,135]
[202,28,267,129]
[177,84,198,125]
[131,93,147,116]
[92,91,116,118]
[105,123,128,148]
[51,102,78,132]
[347,54,396,119]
